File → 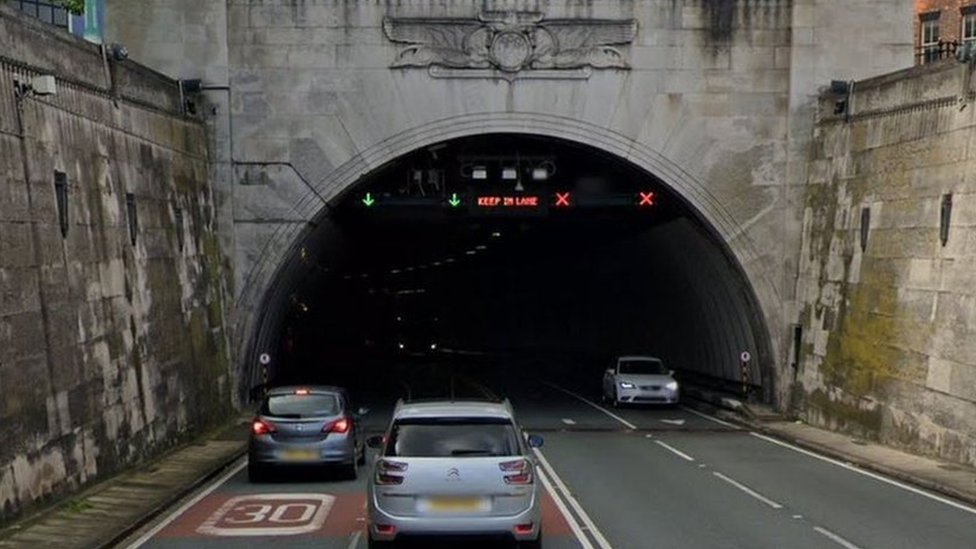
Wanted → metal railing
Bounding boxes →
[12,0,70,29]
[916,40,959,65]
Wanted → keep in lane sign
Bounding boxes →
[196,494,335,537]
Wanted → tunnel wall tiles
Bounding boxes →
[796,60,976,468]
[97,0,913,401]
[0,6,233,522]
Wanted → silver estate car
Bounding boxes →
[248,386,367,482]
[366,399,544,548]
[602,355,680,406]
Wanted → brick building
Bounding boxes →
[915,0,976,62]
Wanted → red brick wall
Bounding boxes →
[915,0,976,48]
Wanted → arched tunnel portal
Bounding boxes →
[243,134,774,408]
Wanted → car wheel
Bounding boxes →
[367,535,394,548]
[519,528,543,548]
[247,462,266,483]
[344,457,358,480]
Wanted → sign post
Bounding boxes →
[739,351,751,398]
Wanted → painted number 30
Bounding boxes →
[224,503,317,524]
[197,494,336,536]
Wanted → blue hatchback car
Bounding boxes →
[248,385,368,482]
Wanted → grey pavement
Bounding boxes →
[0,418,249,549]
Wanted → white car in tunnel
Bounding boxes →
[603,356,680,406]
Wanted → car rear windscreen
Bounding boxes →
[385,417,519,457]
[263,394,340,418]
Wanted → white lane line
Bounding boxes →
[542,382,637,430]
[654,440,695,462]
[346,530,363,549]
[813,526,863,549]
[125,458,247,548]
[538,469,595,549]
[533,448,614,549]
[751,432,976,516]
[561,418,577,426]
[680,405,740,429]
[712,472,783,509]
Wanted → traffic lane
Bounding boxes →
[524,377,739,433]
[538,430,841,549]
[667,431,976,549]
[132,455,581,549]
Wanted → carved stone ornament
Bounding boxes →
[383,11,638,79]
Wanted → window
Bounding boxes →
[385,418,519,457]
[54,171,68,238]
[125,192,138,246]
[13,1,70,29]
[920,13,941,64]
[963,7,976,46]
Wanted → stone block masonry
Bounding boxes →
[0,5,232,521]
[796,59,976,468]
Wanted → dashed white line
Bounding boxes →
[533,448,614,549]
[542,382,637,430]
[561,418,577,425]
[654,440,695,462]
[813,526,862,549]
[751,432,976,516]
[712,472,783,509]
[680,405,740,429]
[124,458,247,548]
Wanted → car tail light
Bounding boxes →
[514,523,534,535]
[500,459,533,485]
[252,418,276,436]
[323,417,350,434]
[375,524,396,535]
[295,388,310,395]
[376,460,408,485]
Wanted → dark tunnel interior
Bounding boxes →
[246,135,769,405]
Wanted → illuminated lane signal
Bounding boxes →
[448,193,462,207]
[555,192,571,207]
[362,192,376,207]
[638,191,656,207]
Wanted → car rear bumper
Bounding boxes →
[368,494,541,541]
[249,436,356,467]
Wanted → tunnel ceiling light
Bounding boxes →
[432,261,441,266]
[491,232,501,238]
[391,269,400,274]
[445,258,455,263]
[475,245,487,250]
[472,166,488,180]
[406,266,414,271]
[531,167,549,181]
[501,167,518,180]
[466,250,477,255]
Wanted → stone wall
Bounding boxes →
[796,59,976,467]
[0,6,232,520]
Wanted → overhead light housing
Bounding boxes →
[472,166,488,180]
[501,167,518,180]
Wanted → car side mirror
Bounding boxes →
[366,435,385,449]
[357,407,370,416]
[669,370,675,376]
[605,368,614,375]
[527,434,544,448]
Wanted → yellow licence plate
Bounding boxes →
[426,497,485,512]
[281,449,318,461]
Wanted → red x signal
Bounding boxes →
[555,192,571,207]
[638,191,656,207]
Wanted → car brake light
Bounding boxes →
[514,523,534,535]
[295,388,310,395]
[323,417,350,434]
[376,524,396,535]
[252,419,276,436]
[376,460,408,485]
[500,459,533,484]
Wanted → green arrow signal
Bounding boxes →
[448,193,462,207]
[362,193,375,207]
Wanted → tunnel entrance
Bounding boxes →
[247,134,771,406]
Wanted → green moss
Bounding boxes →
[808,387,884,436]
